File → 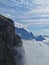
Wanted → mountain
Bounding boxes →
[15,27,45,41]
[0,15,24,65]
[36,35,45,41]
[30,32,36,39]
[15,27,36,40]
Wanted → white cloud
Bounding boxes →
[14,22,30,32]
[33,0,49,5]
[23,39,49,65]
[9,0,27,5]
[21,18,49,25]
[14,22,26,28]
[42,29,49,32]
[0,0,49,35]
[24,0,49,15]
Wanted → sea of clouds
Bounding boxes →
[22,37,49,65]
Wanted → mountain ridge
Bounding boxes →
[15,27,45,41]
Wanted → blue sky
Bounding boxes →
[0,0,49,36]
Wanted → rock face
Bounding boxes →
[15,27,45,41]
[15,27,36,40]
[0,15,24,65]
[36,35,45,41]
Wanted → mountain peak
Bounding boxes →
[36,35,45,41]
[15,27,45,41]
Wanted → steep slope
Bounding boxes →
[0,15,25,65]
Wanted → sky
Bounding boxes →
[0,0,49,36]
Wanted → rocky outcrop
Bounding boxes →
[0,15,24,65]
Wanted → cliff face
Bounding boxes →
[0,15,24,65]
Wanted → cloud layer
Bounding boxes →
[0,0,49,35]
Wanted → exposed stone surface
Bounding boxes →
[0,15,24,65]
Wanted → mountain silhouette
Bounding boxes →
[15,27,36,40]
[36,35,45,41]
[15,27,45,41]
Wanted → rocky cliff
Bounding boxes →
[0,15,24,65]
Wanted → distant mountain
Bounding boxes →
[30,32,36,39]
[15,27,36,40]
[15,27,45,41]
[36,35,45,41]
[43,35,49,37]
[15,27,30,40]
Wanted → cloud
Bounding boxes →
[0,0,49,35]
[14,22,30,32]
[14,22,26,28]
[42,29,49,32]
[9,0,25,5]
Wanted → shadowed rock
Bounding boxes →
[0,15,24,65]
[36,35,45,41]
